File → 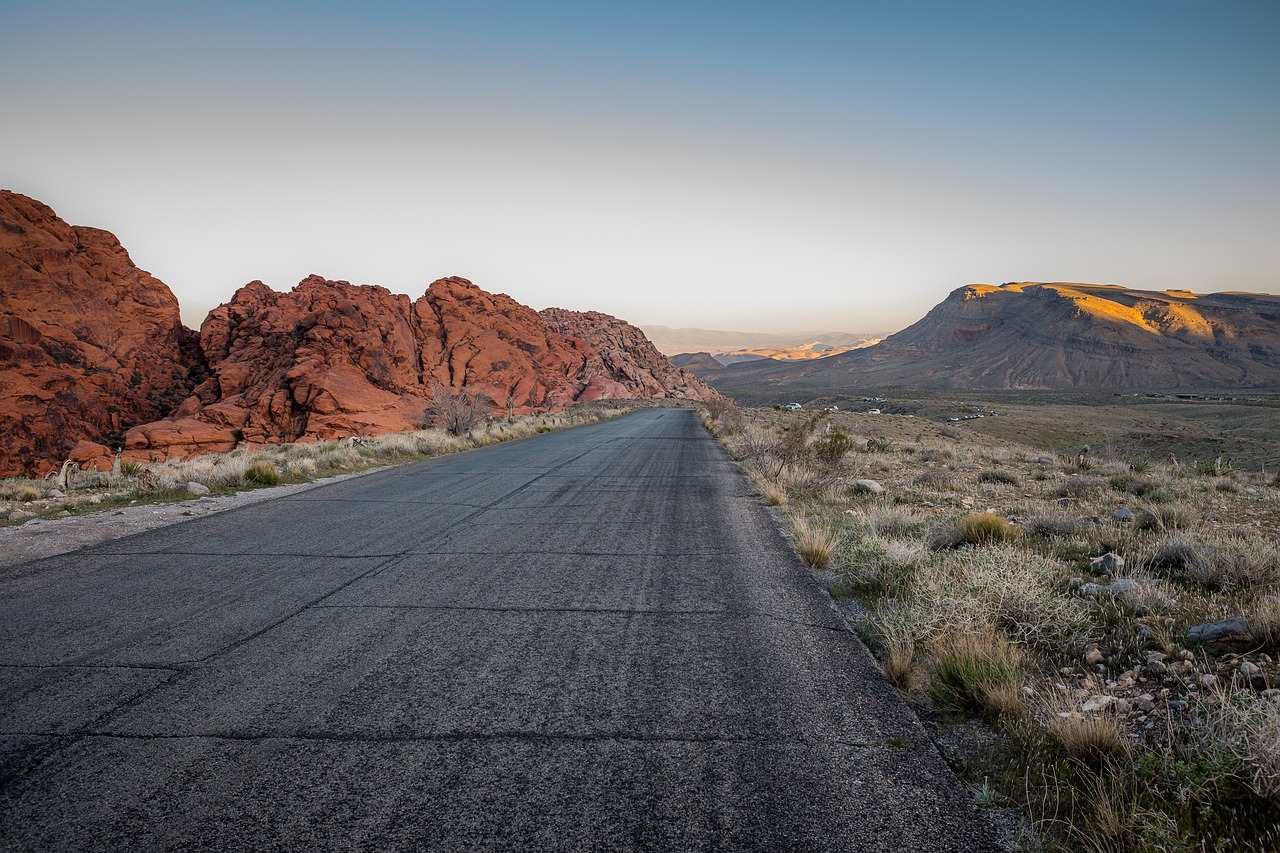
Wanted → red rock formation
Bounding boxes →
[539,308,726,404]
[1,192,728,469]
[0,191,200,477]
[125,276,719,457]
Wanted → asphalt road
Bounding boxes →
[0,408,1000,851]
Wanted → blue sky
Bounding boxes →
[3,1,1277,333]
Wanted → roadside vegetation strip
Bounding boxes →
[702,404,1280,852]
[0,401,635,526]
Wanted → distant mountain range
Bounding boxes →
[640,325,883,357]
[695,282,1280,395]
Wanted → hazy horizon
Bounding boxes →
[4,2,1277,333]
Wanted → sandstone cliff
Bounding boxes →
[0,191,200,476]
[539,308,725,404]
[124,278,723,457]
[711,283,1280,393]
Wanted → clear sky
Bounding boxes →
[3,1,1277,333]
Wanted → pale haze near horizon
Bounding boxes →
[3,1,1277,334]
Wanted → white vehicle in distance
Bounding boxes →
[784,402,802,410]
[823,405,839,412]
[866,408,881,415]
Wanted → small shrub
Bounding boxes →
[955,513,1019,546]
[791,515,837,569]
[243,460,282,486]
[865,437,896,453]
[120,461,143,476]
[810,428,854,466]
[978,469,1020,486]
[1128,457,1151,474]
[928,631,1023,720]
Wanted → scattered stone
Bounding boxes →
[1077,578,1138,598]
[1085,647,1105,666]
[1113,698,1133,714]
[87,495,102,504]
[1090,552,1125,574]
[1239,661,1260,677]
[852,479,884,494]
[186,482,211,497]
[1248,674,1269,692]
[1187,617,1248,643]
[1140,662,1167,679]
[1068,576,1085,591]
[7,509,35,522]
[1081,696,1114,712]
[1200,674,1217,688]
[1167,699,1188,711]
[1112,507,1134,523]
[1146,652,1168,663]
[49,489,66,499]
[56,510,71,518]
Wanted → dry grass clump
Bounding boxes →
[1036,689,1129,762]
[1135,504,1197,532]
[1247,596,1280,649]
[751,472,787,506]
[1191,689,1280,806]
[243,459,282,486]
[1054,476,1106,498]
[911,468,957,489]
[928,630,1024,720]
[1147,534,1280,590]
[955,512,1019,546]
[0,480,46,502]
[860,505,926,538]
[978,469,1020,486]
[790,515,837,569]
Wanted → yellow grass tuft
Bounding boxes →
[790,514,837,569]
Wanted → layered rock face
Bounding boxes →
[124,277,722,457]
[713,283,1280,392]
[0,191,200,476]
[539,308,725,404]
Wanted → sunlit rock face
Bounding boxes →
[714,283,1280,391]
[0,191,201,476]
[539,307,727,404]
[126,275,612,455]
[2,193,727,471]
[122,275,725,459]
